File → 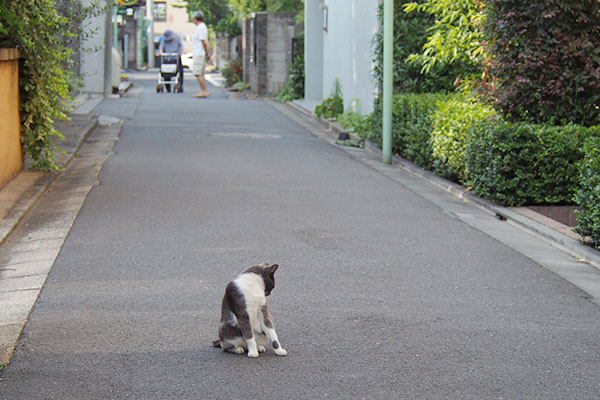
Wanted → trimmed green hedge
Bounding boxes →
[371,93,497,181]
[467,123,598,206]
[371,92,600,215]
[430,95,497,182]
[574,136,600,249]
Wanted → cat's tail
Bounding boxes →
[212,339,221,348]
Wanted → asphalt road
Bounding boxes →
[1,70,600,399]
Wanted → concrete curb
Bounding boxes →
[282,100,600,271]
[0,115,98,248]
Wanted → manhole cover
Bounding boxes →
[210,133,283,139]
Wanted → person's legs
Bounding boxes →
[177,56,184,92]
[195,74,208,94]
[192,55,209,97]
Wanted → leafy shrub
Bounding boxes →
[221,58,243,87]
[429,94,497,182]
[275,54,304,102]
[574,136,600,249]
[484,0,600,126]
[371,93,448,170]
[0,0,102,169]
[372,0,477,94]
[315,79,343,119]
[403,0,486,75]
[337,111,372,146]
[467,122,597,206]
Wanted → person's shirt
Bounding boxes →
[159,35,183,55]
[192,22,208,57]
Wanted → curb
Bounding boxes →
[0,114,99,248]
[282,100,600,271]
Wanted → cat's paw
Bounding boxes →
[231,347,245,355]
[274,348,288,357]
[247,350,259,358]
[257,345,266,353]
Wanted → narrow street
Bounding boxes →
[1,70,600,399]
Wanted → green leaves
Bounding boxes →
[574,136,600,248]
[403,0,486,74]
[4,0,85,170]
[315,79,344,119]
[485,0,600,126]
[467,122,595,206]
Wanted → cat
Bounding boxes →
[212,262,288,358]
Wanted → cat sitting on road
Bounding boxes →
[212,262,288,358]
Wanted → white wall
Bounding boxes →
[81,0,111,94]
[305,0,379,114]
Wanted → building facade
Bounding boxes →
[304,0,380,114]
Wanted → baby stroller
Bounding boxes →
[156,53,182,93]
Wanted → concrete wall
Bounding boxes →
[304,0,324,101]
[0,49,23,188]
[81,0,111,94]
[243,12,300,96]
[305,0,379,114]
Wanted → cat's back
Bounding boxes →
[231,272,266,306]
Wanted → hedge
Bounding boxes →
[574,136,600,249]
[371,93,496,181]
[467,123,599,206]
[429,95,497,182]
[370,92,600,212]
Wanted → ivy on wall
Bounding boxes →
[0,0,103,170]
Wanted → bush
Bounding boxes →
[221,58,242,87]
[574,136,600,249]
[315,79,343,119]
[467,122,597,206]
[337,111,372,146]
[275,54,304,102]
[371,92,495,177]
[484,0,600,126]
[430,94,497,182]
[0,0,102,169]
[372,0,477,94]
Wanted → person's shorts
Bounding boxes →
[193,55,206,76]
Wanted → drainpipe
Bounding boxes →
[382,0,393,164]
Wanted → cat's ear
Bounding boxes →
[268,264,279,275]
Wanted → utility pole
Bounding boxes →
[113,0,118,49]
[382,0,393,164]
[146,0,154,68]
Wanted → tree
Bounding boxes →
[185,0,232,27]
[485,0,600,126]
[403,0,486,74]
[228,0,303,18]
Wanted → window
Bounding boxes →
[153,1,166,22]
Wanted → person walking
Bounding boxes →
[158,29,184,92]
[192,11,210,98]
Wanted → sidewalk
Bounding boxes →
[0,96,122,365]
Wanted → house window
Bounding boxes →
[153,1,166,22]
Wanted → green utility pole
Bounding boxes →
[382,0,393,164]
[113,1,118,49]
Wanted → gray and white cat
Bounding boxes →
[212,263,288,358]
